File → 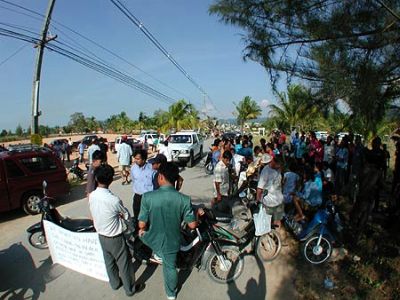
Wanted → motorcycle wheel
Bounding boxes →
[205,163,214,175]
[303,235,332,264]
[206,246,244,284]
[256,230,282,262]
[29,230,48,249]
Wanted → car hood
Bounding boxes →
[168,144,192,150]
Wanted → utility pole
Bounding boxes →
[31,0,56,136]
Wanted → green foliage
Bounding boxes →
[234,96,262,129]
[0,129,7,137]
[210,0,400,135]
[161,99,199,132]
[15,124,23,136]
[68,112,87,133]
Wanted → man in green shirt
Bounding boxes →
[138,162,197,300]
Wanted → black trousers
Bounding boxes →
[133,193,142,221]
[98,234,134,293]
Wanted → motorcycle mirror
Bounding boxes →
[42,180,48,195]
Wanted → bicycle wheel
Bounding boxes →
[256,230,282,262]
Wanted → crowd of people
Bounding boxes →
[78,129,400,299]
[210,129,400,229]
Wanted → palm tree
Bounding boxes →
[234,96,262,131]
[267,85,321,132]
[161,99,199,132]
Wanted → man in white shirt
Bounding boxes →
[117,135,133,185]
[158,140,172,162]
[87,138,101,164]
[89,164,144,296]
[213,150,232,212]
[257,155,284,227]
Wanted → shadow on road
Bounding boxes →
[0,243,65,299]
[227,255,267,300]
[133,260,158,285]
[0,209,26,224]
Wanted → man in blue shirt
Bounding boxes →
[131,150,154,224]
[237,140,253,157]
[78,141,85,163]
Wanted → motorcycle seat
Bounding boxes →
[61,218,95,232]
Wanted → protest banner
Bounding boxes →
[43,220,109,282]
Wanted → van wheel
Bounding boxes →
[187,152,195,168]
[23,191,42,215]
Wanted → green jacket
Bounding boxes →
[139,185,195,254]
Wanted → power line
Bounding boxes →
[0,27,177,105]
[109,0,210,101]
[0,43,27,67]
[0,0,195,102]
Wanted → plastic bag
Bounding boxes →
[253,204,272,236]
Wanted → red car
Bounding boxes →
[0,144,69,214]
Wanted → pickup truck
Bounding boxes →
[168,131,203,167]
[0,145,69,214]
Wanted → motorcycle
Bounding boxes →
[204,151,214,175]
[68,158,89,181]
[27,181,95,249]
[126,207,244,284]
[284,200,343,264]
[211,193,282,262]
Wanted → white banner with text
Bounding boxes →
[43,220,109,282]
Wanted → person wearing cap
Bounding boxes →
[117,135,133,185]
[149,154,184,191]
[256,155,284,227]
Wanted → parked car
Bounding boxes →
[222,131,240,140]
[114,136,143,153]
[168,131,204,167]
[81,135,98,146]
[0,144,69,215]
[138,133,160,146]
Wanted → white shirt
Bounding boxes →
[87,144,101,164]
[89,187,130,237]
[159,145,172,162]
[117,142,132,166]
[323,143,335,163]
[257,166,284,207]
[213,160,230,197]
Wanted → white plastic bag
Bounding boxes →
[253,204,272,236]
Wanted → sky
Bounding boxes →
[0,0,278,131]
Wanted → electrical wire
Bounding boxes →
[0,0,221,115]
[0,27,177,105]
[109,0,205,94]
[0,43,27,67]
[0,0,195,102]
[109,0,220,114]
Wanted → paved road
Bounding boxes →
[0,141,296,300]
